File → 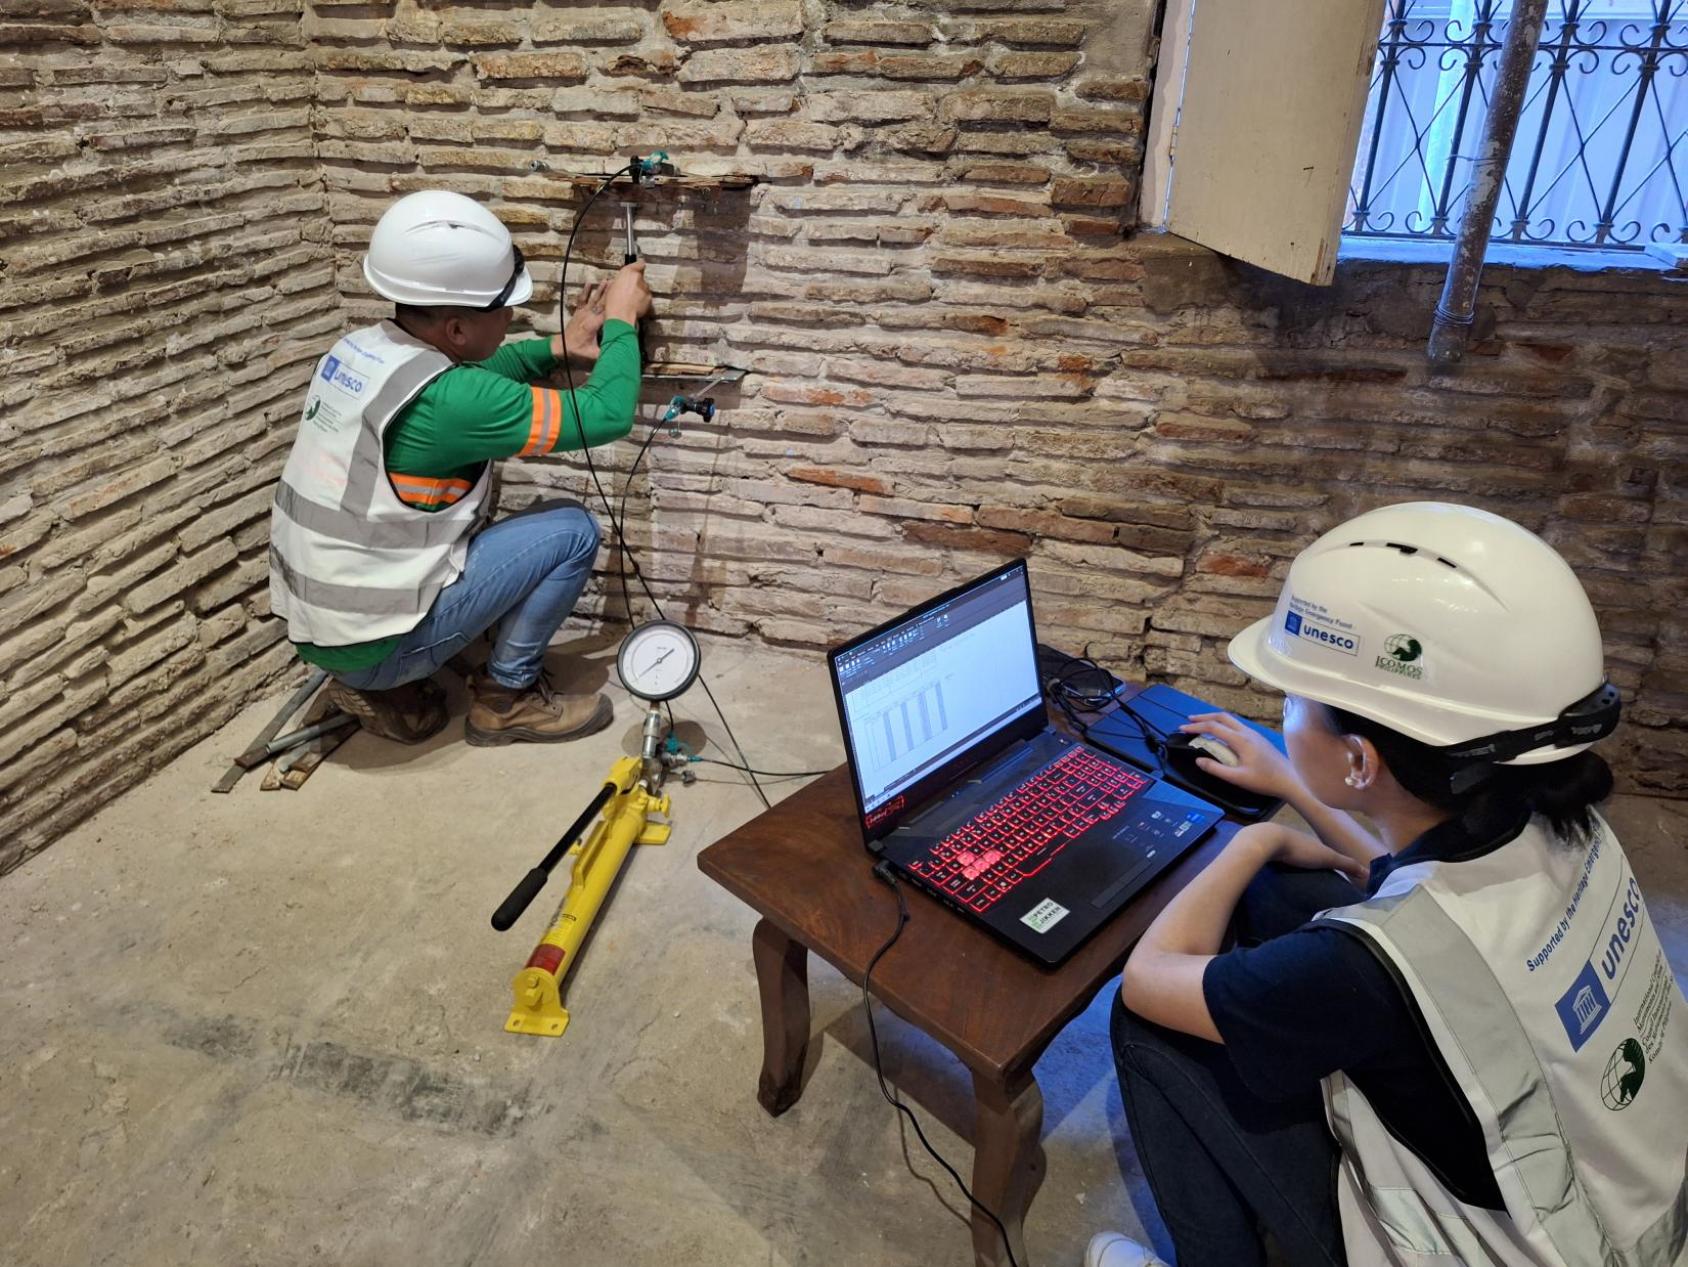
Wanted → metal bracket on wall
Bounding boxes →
[527,165,761,194]
[642,362,749,384]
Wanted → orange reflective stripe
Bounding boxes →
[518,388,548,456]
[389,473,472,509]
[519,388,563,457]
[540,388,560,452]
[519,387,561,457]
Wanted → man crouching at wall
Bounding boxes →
[268,190,652,748]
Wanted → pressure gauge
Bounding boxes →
[616,621,701,703]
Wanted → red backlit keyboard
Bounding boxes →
[905,746,1149,914]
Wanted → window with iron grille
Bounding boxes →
[1345,0,1688,253]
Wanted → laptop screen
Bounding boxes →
[832,563,1042,827]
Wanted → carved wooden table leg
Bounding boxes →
[753,917,811,1116]
[969,1067,1045,1267]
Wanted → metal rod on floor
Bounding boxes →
[217,669,330,786]
[1427,0,1549,366]
[261,713,356,759]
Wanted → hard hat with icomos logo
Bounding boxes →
[1226,502,1621,766]
[363,190,532,310]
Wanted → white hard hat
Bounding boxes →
[362,190,532,309]
[1227,501,1620,765]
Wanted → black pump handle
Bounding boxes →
[490,780,618,931]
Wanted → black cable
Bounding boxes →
[557,162,639,629]
[1040,644,1170,774]
[555,173,771,811]
[658,704,824,783]
[614,420,665,590]
[1047,685,1094,738]
[693,757,830,778]
[695,672,772,809]
[864,865,1025,1267]
[1042,643,1124,711]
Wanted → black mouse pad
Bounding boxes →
[1086,684,1287,821]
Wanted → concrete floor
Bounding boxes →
[1,635,1685,1267]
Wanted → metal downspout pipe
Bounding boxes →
[1427,0,1551,365]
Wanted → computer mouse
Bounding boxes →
[1190,734,1240,767]
[1162,731,1240,781]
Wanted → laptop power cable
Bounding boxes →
[865,862,1027,1267]
[1040,644,1173,778]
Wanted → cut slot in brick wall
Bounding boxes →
[2,0,1686,871]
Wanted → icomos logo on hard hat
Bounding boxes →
[1226,502,1615,761]
[1378,634,1424,681]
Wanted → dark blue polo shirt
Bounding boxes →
[1202,807,1535,1211]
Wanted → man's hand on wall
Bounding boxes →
[556,279,609,366]
[602,260,654,326]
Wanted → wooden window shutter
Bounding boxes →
[1160,0,1387,284]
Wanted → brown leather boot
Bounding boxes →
[465,673,612,747]
[324,677,448,745]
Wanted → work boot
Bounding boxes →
[466,672,612,747]
[324,676,448,745]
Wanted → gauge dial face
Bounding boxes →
[616,621,701,702]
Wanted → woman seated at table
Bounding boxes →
[1084,501,1688,1267]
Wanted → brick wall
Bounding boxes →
[306,0,1687,793]
[0,0,333,870]
[4,0,1684,869]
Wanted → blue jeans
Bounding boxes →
[1111,866,1356,1267]
[336,501,600,693]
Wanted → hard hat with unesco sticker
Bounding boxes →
[1226,501,1619,766]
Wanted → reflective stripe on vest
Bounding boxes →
[389,473,474,509]
[341,351,452,519]
[267,546,450,618]
[1317,816,1688,1267]
[268,322,490,646]
[271,481,468,551]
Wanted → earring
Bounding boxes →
[1344,773,1361,788]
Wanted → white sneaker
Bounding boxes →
[1084,1231,1170,1267]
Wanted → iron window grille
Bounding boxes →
[1345,0,1687,252]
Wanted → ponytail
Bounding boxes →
[1325,705,1613,845]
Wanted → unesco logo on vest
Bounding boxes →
[319,355,366,395]
[1553,876,1645,1051]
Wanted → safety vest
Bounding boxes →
[1317,814,1688,1266]
[269,322,492,647]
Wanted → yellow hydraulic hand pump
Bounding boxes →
[494,755,672,1037]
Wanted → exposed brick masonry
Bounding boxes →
[3,0,1684,869]
[1,0,331,869]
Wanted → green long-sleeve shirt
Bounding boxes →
[294,320,639,672]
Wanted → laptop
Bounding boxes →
[826,560,1225,966]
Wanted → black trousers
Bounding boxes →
[1110,866,1361,1267]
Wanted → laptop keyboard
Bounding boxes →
[906,746,1150,914]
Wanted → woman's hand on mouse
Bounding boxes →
[1181,712,1304,800]
[1233,823,1368,881]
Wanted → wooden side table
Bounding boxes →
[698,704,1239,1267]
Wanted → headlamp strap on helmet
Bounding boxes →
[1441,681,1621,763]
[483,243,525,311]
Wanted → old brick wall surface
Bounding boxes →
[4,0,1684,869]
[306,0,1687,793]
[0,0,333,870]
